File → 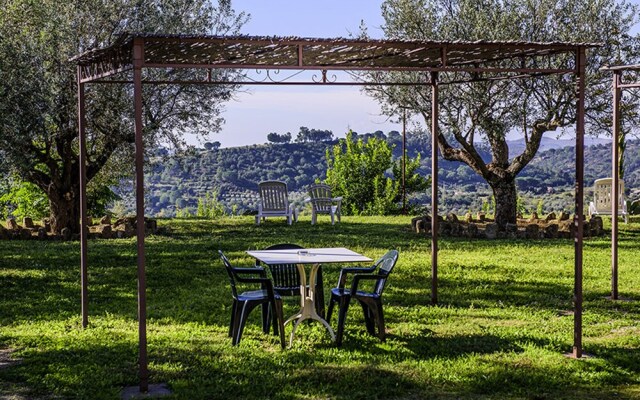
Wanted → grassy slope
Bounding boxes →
[0,216,639,399]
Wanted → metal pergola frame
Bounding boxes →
[72,34,598,393]
[600,64,640,300]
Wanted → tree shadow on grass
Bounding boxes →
[1,324,638,400]
[437,275,573,310]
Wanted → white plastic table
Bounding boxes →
[246,247,372,345]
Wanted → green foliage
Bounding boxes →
[326,131,399,215]
[482,198,490,214]
[370,0,640,226]
[87,185,120,218]
[391,153,430,212]
[0,179,48,220]
[0,0,247,232]
[516,194,527,216]
[196,190,226,219]
[536,199,545,216]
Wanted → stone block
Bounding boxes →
[525,224,539,239]
[484,223,498,239]
[505,223,518,233]
[22,217,34,228]
[439,221,452,236]
[544,223,558,238]
[61,227,72,241]
[590,216,603,236]
[466,223,478,238]
[6,218,19,230]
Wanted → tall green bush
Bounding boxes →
[325,131,429,215]
[0,180,49,220]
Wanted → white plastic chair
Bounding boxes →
[255,181,297,225]
[306,184,342,225]
[588,178,628,223]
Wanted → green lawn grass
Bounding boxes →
[1,215,639,399]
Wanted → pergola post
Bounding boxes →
[133,37,149,393]
[573,47,586,359]
[402,109,407,215]
[611,71,622,300]
[430,71,439,306]
[77,66,89,329]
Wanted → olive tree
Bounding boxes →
[0,0,247,233]
[365,0,640,228]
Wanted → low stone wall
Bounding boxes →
[0,216,158,241]
[411,212,604,239]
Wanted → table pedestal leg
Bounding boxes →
[284,263,335,346]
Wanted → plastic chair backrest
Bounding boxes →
[373,250,399,296]
[259,181,289,212]
[264,243,302,291]
[593,178,625,212]
[218,250,239,300]
[308,184,334,213]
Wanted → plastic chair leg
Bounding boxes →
[336,295,351,347]
[229,300,237,337]
[272,299,286,349]
[375,302,386,341]
[326,293,338,322]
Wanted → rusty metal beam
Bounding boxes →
[77,66,89,329]
[611,71,622,300]
[431,71,439,306]
[572,47,586,359]
[133,37,149,393]
[138,64,574,74]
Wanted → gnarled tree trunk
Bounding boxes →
[489,178,517,230]
[47,183,80,235]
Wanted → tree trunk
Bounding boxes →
[47,184,80,234]
[490,178,517,230]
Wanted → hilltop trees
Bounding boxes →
[0,0,246,233]
[367,0,640,229]
[267,132,292,144]
[295,127,334,143]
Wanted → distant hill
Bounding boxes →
[114,136,640,217]
[506,136,611,155]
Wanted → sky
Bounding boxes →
[206,0,640,148]
[207,0,397,148]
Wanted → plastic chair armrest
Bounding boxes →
[234,267,267,277]
[337,265,376,288]
[350,273,384,295]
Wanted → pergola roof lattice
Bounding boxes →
[72,34,599,83]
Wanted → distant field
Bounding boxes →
[0,216,639,399]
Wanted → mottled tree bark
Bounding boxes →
[489,178,517,229]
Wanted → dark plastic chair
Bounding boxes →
[219,250,286,348]
[326,250,399,346]
[257,243,325,318]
